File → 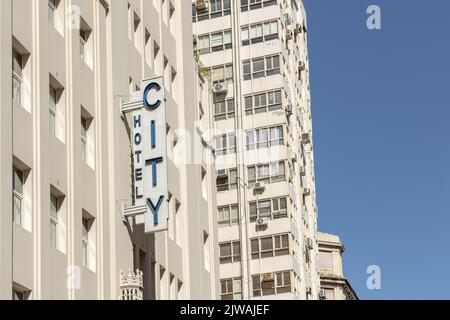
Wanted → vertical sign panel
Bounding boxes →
[132,76,169,233]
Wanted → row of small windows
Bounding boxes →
[241,20,278,46]
[217,195,288,227]
[213,89,283,120]
[216,160,286,192]
[194,20,278,55]
[192,0,277,22]
[202,54,281,87]
[219,233,290,264]
[220,270,292,300]
[245,89,283,115]
[195,30,232,54]
[214,125,284,157]
[246,125,284,150]
[243,54,281,80]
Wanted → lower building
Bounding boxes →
[317,232,358,300]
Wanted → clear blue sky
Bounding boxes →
[304,0,450,299]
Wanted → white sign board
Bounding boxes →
[132,76,168,233]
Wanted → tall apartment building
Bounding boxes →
[0,0,218,300]
[192,0,321,300]
[318,232,358,300]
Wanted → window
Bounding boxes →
[12,167,24,227]
[214,99,235,120]
[207,64,233,85]
[322,288,335,300]
[249,197,288,222]
[241,27,249,46]
[250,24,263,44]
[263,20,278,41]
[253,271,291,297]
[245,90,282,115]
[251,234,290,260]
[221,278,242,300]
[219,241,241,264]
[243,54,280,80]
[215,134,236,156]
[274,234,290,256]
[49,86,57,137]
[319,251,333,269]
[80,108,95,167]
[241,20,279,45]
[82,217,89,267]
[192,0,231,22]
[209,31,231,52]
[82,211,95,271]
[276,271,291,294]
[218,205,239,226]
[197,35,210,54]
[12,286,30,300]
[12,49,23,106]
[246,126,284,150]
[48,0,58,28]
[80,29,87,62]
[216,168,237,191]
[81,117,88,163]
[79,19,93,69]
[50,194,59,249]
[265,55,280,76]
[241,0,277,12]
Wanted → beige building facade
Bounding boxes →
[192,0,321,300]
[318,232,358,300]
[0,0,218,300]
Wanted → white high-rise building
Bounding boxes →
[0,0,218,300]
[192,0,321,300]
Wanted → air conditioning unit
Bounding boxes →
[262,273,274,282]
[306,287,312,295]
[307,238,314,249]
[283,14,292,26]
[303,188,311,196]
[300,166,306,176]
[285,30,293,41]
[285,104,293,116]
[319,289,327,300]
[253,182,266,192]
[213,82,228,94]
[195,0,209,11]
[257,218,268,226]
[298,61,306,72]
[217,169,227,177]
[294,23,302,35]
[301,133,311,145]
[193,35,198,46]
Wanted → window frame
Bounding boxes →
[218,204,239,226]
[249,196,288,222]
[219,241,241,264]
[220,278,242,300]
[49,86,57,137]
[50,194,59,250]
[250,233,290,260]
[12,167,24,227]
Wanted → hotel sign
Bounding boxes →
[132,77,168,233]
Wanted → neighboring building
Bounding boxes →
[0,0,218,300]
[318,232,358,300]
[192,0,321,300]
